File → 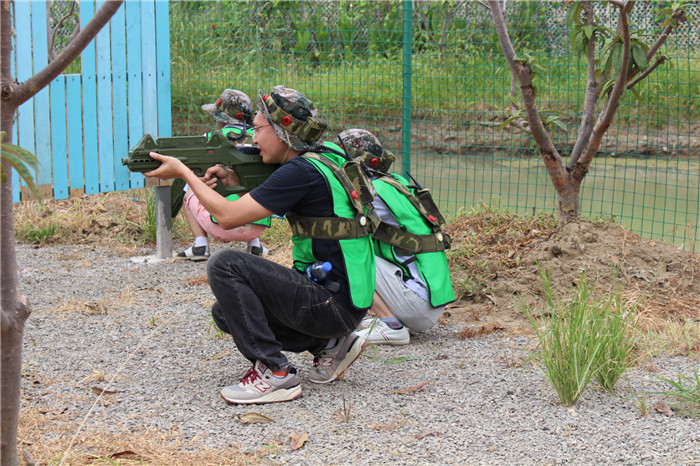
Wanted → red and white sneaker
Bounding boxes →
[220,361,302,404]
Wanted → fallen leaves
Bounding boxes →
[290,432,308,450]
[654,402,674,416]
[186,275,209,286]
[91,386,120,395]
[237,412,274,424]
[390,381,429,394]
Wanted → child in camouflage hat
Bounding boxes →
[175,89,269,260]
[338,129,455,346]
[145,85,373,405]
[201,88,254,126]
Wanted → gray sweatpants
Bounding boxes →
[374,256,444,332]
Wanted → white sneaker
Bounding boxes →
[355,319,410,345]
[358,316,377,330]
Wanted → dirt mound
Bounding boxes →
[445,217,700,332]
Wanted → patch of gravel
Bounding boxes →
[17,243,700,464]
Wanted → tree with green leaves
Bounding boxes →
[488,0,691,221]
[0,2,124,463]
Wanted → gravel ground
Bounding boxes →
[17,243,700,465]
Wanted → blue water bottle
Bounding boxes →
[305,261,332,284]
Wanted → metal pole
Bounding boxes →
[154,186,172,259]
[401,0,413,175]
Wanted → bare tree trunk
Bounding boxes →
[1,2,124,463]
[1,3,27,463]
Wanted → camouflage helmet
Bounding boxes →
[338,128,395,173]
[257,85,327,151]
[202,89,254,125]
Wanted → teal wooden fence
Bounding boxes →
[11,0,171,202]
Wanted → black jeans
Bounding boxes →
[207,249,365,370]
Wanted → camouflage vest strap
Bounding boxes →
[286,211,372,240]
[285,153,379,240]
[379,175,447,230]
[371,222,451,255]
[302,153,374,209]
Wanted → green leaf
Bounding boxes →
[0,132,42,200]
[601,52,613,79]
[566,2,582,26]
[601,78,616,97]
[629,86,642,102]
[584,25,594,40]
[611,44,623,74]
[552,119,568,132]
[0,149,41,200]
[574,30,585,53]
[632,44,648,71]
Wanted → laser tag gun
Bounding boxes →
[122,130,280,196]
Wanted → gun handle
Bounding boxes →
[214,183,247,197]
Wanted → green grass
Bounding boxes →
[656,369,700,418]
[522,265,638,405]
[171,47,700,132]
[15,222,62,245]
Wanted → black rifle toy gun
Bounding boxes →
[122,130,279,196]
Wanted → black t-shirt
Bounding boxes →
[249,155,361,311]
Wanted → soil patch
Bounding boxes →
[444,214,700,333]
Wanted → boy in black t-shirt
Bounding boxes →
[145,86,373,404]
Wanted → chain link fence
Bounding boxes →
[166,1,699,250]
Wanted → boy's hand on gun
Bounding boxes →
[203,165,241,188]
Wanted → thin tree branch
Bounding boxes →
[596,2,633,136]
[488,0,561,170]
[8,0,124,107]
[439,1,463,55]
[47,0,78,63]
[568,2,600,170]
[626,9,686,83]
[627,58,664,90]
[572,1,634,183]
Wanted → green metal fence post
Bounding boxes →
[401,0,412,174]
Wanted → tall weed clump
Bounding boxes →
[522,264,637,405]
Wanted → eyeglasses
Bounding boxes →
[252,124,270,132]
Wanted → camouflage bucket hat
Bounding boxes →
[338,129,395,173]
[257,85,328,151]
[202,89,254,125]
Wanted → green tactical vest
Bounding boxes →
[287,143,376,309]
[372,173,455,307]
[210,193,272,228]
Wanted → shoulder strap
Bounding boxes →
[371,222,451,254]
[372,174,452,253]
[286,153,379,240]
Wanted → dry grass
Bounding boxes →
[49,281,148,316]
[444,203,558,300]
[13,189,191,248]
[18,407,258,465]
